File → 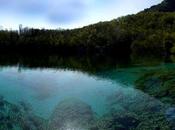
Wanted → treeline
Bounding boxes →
[1,12,175,58]
[0,21,133,56]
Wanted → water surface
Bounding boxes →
[0,56,175,130]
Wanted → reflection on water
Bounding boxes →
[0,55,175,129]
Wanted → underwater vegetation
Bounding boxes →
[135,69,175,105]
[47,97,172,130]
[1,94,175,130]
[43,96,175,130]
[0,96,46,130]
[98,88,173,130]
[134,68,175,129]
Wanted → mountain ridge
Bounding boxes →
[144,0,175,12]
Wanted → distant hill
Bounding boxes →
[144,0,175,12]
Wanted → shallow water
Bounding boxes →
[0,58,175,130]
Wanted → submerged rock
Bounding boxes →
[166,107,175,129]
[92,109,172,130]
[93,113,140,130]
[49,98,95,130]
[166,107,175,121]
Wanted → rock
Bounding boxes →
[166,107,175,129]
[166,107,175,120]
[93,112,140,130]
[115,116,140,129]
[49,98,95,130]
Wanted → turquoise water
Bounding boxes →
[1,61,175,129]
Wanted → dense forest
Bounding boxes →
[0,0,175,58]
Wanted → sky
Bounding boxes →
[0,0,163,30]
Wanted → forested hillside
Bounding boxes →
[0,0,175,58]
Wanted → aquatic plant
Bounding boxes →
[135,69,175,105]
[103,88,173,130]
[0,96,46,130]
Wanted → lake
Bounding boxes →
[0,55,175,130]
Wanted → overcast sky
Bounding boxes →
[0,0,162,29]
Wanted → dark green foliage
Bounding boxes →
[118,12,175,57]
